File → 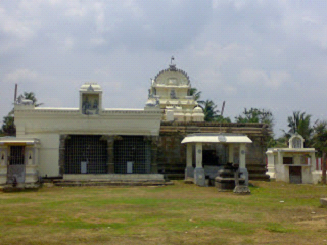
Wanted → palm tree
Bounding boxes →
[202,100,220,121]
[23,92,43,107]
[189,87,204,105]
[284,111,313,146]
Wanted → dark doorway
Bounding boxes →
[289,166,302,184]
[65,135,107,174]
[203,150,219,166]
[7,146,26,184]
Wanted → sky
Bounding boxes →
[1,0,327,137]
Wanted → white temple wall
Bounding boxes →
[13,106,162,177]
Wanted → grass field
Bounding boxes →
[1,181,327,245]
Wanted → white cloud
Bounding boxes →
[239,69,291,89]
[3,69,39,84]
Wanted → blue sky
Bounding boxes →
[1,0,327,136]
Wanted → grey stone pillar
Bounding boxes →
[107,136,115,174]
[228,144,234,163]
[239,143,248,185]
[194,142,205,186]
[185,143,194,179]
[59,135,69,176]
[145,136,159,174]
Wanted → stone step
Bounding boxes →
[53,180,172,187]
[249,174,270,181]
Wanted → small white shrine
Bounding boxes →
[181,133,252,187]
[266,134,320,184]
[145,62,204,122]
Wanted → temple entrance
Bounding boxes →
[65,135,107,174]
[114,136,151,174]
[289,166,302,184]
[7,146,26,184]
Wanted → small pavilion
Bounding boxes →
[181,133,252,186]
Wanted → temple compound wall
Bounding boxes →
[157,122,271,181]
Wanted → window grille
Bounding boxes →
[7,146,26,184]
[114,136,151,174]
[65,135,107,174]
[9,146,25,165]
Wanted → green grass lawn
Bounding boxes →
[1,181,327,245]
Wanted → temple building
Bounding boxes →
[145,63,204,121]
[0,83,163,186]
[0,62,273,187]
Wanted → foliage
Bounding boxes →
[284,111,313,147]
[200,99,220,121]
[189,87,202,101]
[22,92,44,107]
[215,115,232,123]
[312,120,327,184]
[235,108,274,126]
[266,136,288,148]
[1,114,16,136]
[312,121,327,157]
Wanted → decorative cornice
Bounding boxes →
[14,108,162,115]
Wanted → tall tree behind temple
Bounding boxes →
[284,111,313,147]
[312,121,327,184]
[235,108,274,127]
[189,87,204,104]
[201,99,220,121]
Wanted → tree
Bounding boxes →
[235,108,274,127]
[1,92,43,136]
[215,115,232,123]
[312,121,327,184]
[201,99,220,121]
[2,114,16,136]
[284,111,313,147]
[189,87,201,101]
[23,92,43,107]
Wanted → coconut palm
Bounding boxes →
[23,92,43,107]
[202,99,220,121]
[284,111,313,146]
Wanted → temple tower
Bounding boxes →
[145,62,204,121]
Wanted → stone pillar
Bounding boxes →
[194,142,205,186]
[277,150,285,182]
[58,135,69,176]
[239,143,248,185]
[266,150,276,179]
[149,136,159,174]
[185,143,194,179]
[310,152,318,184]
[0,146,8,184]
[107,136,115,174]
[228,144,234,163]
